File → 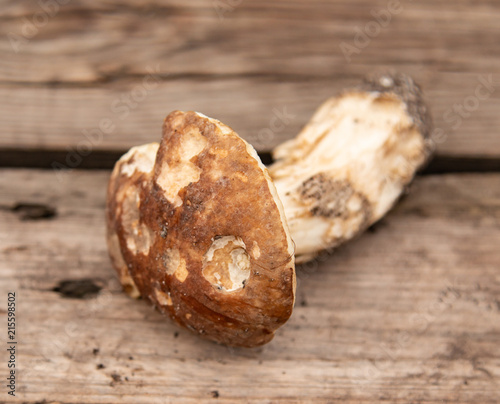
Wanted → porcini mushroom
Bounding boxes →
[106,73,432,347]
[106,111,295,347]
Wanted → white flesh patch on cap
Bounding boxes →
[202,236,251,292]
[119,143,159,177]
[251,241,261,259]
[156,126,207,208]
[154,288,173,306]
[121,186,153,256]
[163,248,188,282]
[106,232,141,298]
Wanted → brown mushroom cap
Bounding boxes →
[106,111,295,347]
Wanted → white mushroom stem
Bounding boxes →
[268,75,433,262]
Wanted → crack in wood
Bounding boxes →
[0,202,57,220]
[0,72,347,88]
[52,279,102,299]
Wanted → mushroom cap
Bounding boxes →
[106,111,295,347]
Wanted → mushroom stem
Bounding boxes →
[268,74,433,263]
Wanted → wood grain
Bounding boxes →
[1,169,499,403]
[0,0,500,156]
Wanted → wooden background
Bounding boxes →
[1,0,499,403]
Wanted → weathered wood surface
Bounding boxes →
[0,169,499,403]
[1,0,500,156]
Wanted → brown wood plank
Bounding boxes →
[0,0,499,157]
[1,0,500,81]
[0,169,499,403]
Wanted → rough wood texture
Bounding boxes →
[1,0,500,156]
[1,169,499,403]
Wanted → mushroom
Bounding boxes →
[106,74,432,347]
[106,111,295,347]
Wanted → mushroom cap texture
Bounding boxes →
[106,110,296,347]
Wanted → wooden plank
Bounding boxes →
[0,0,500,156]
[1,0,500,81]
[0,169,499,403]
[0,72,499,158]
